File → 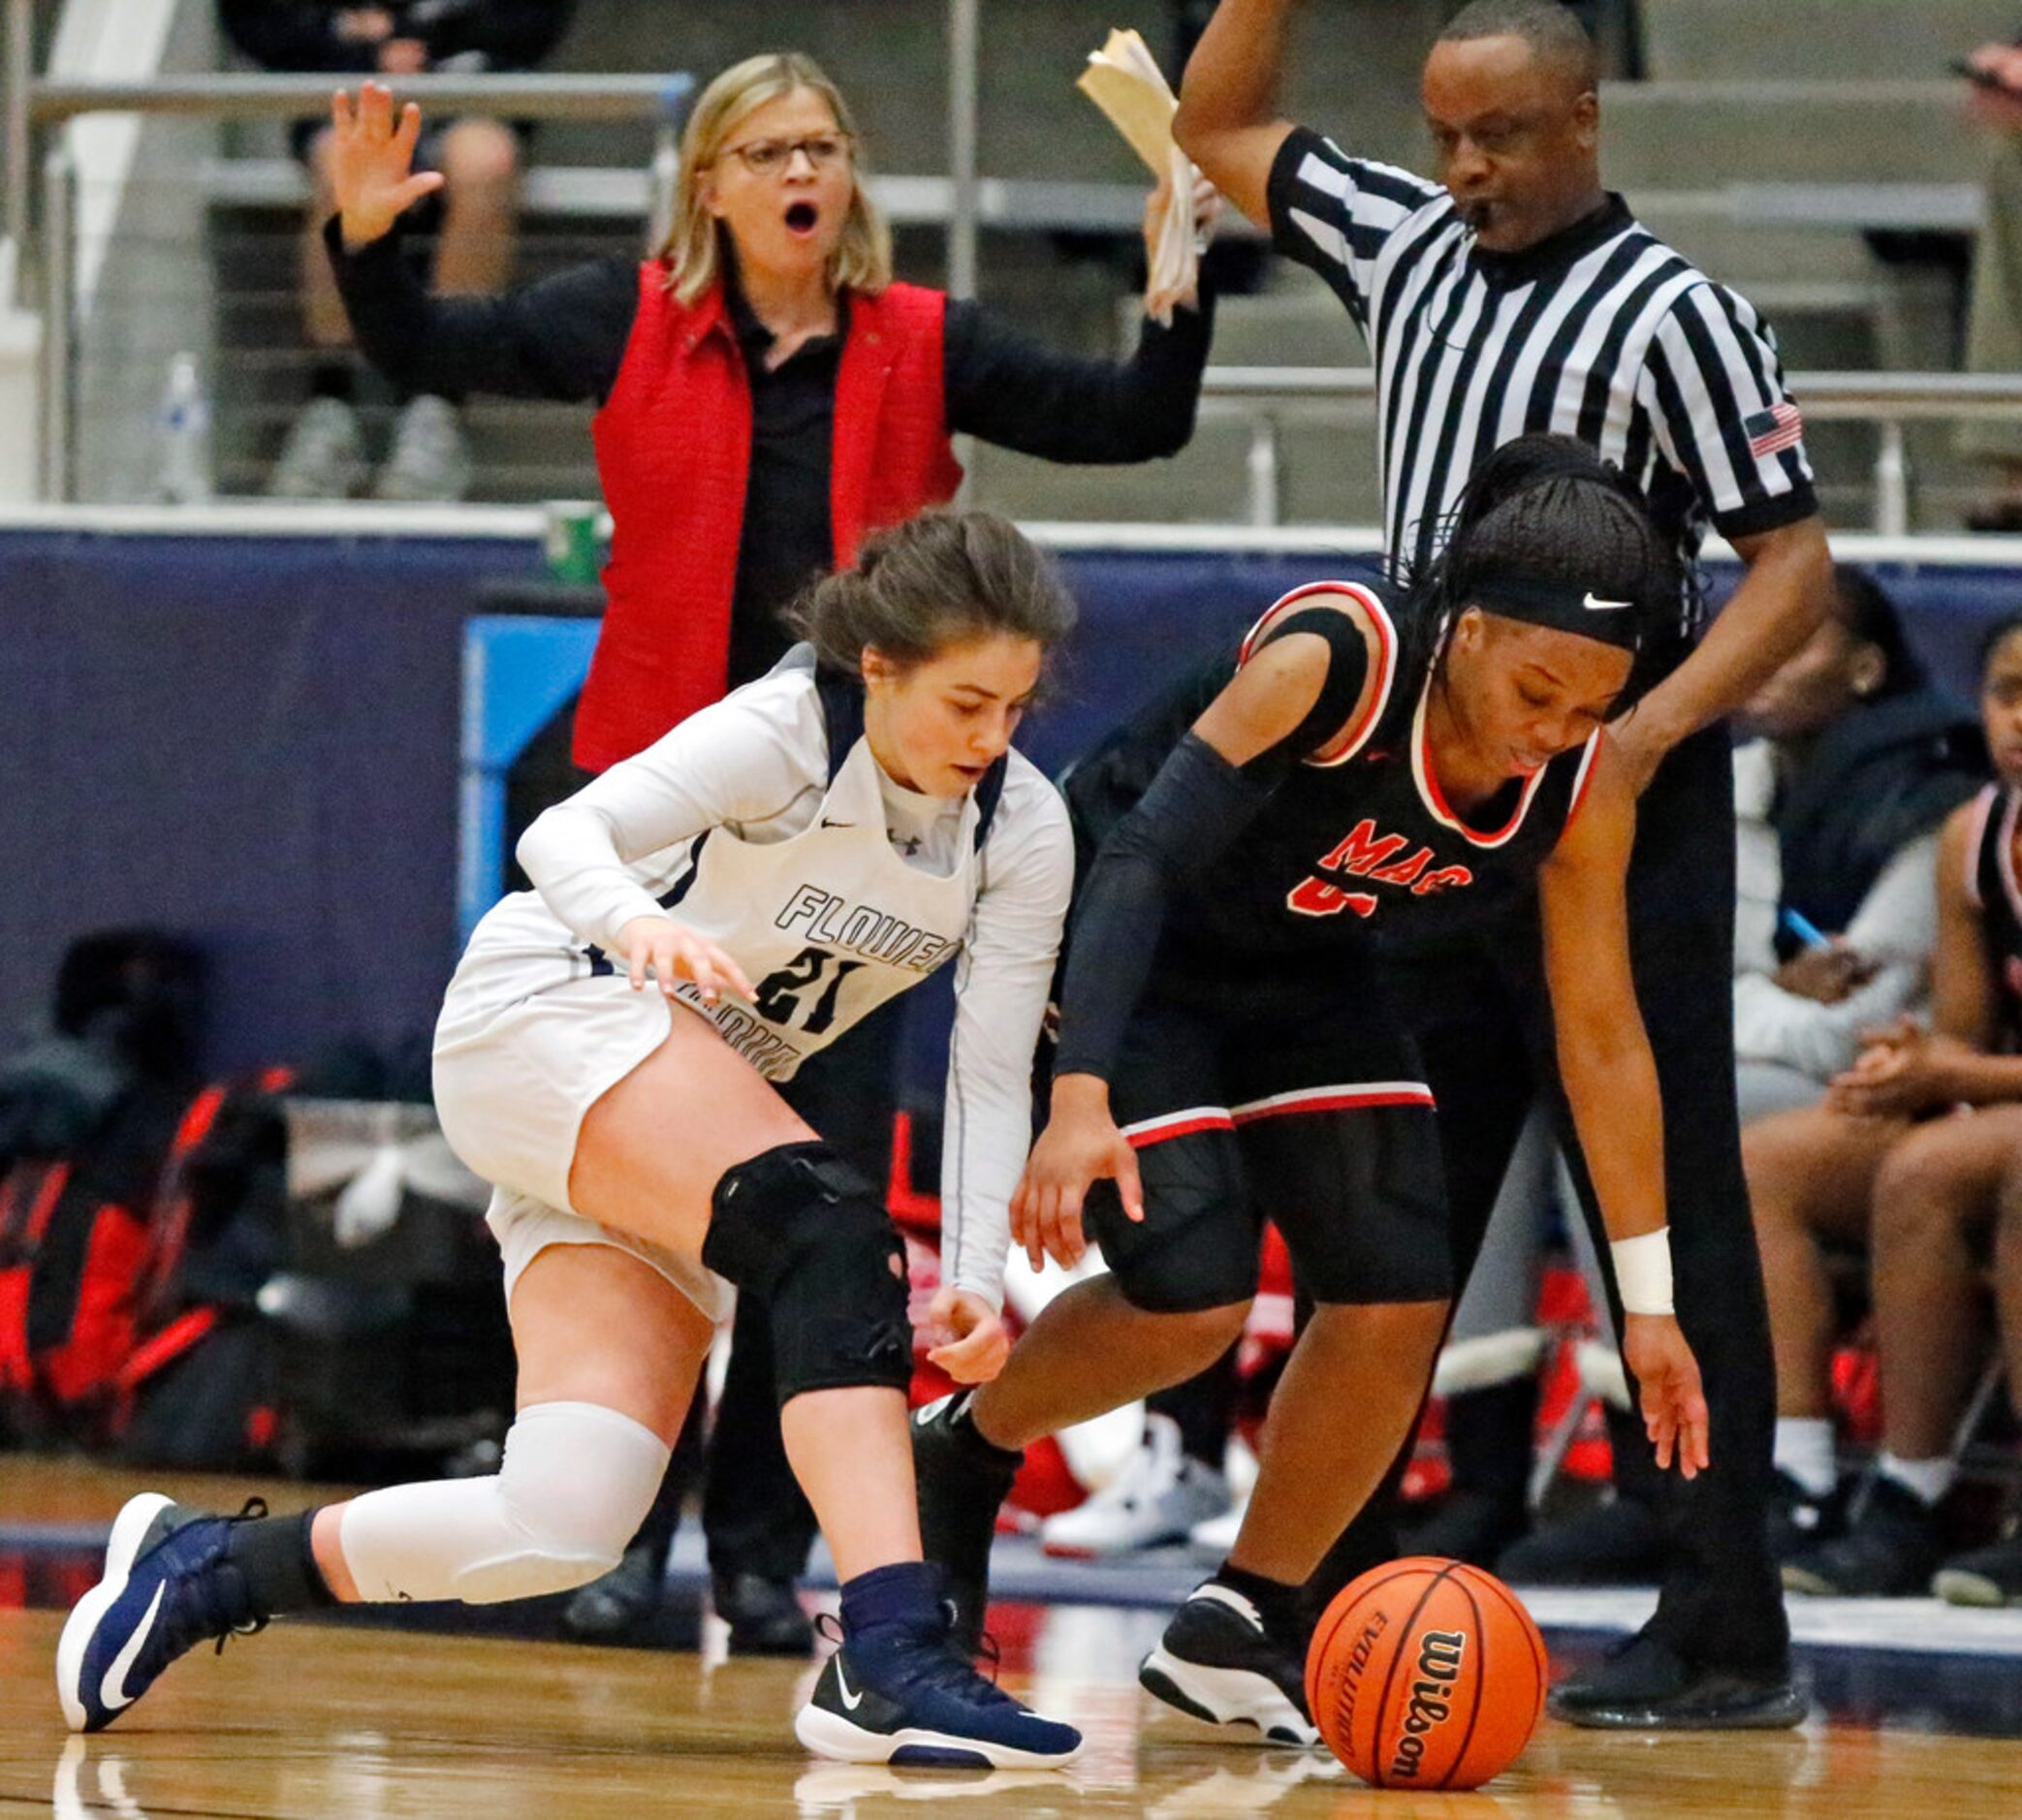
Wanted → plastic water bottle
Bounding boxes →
[154,351,212,503]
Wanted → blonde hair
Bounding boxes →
[660,52,893,306]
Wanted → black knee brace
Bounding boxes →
[701,1141,912,1404]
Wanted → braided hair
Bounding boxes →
[1398,431,1688,710]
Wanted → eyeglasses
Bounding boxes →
[718,134,853,177]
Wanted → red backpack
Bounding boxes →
[0,1067,290,1446]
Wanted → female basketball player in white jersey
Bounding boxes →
[916,436,1712,1743]
[59,511,1084,1770]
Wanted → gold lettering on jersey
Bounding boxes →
[1287,819,1474,919]
[774,884,953,973]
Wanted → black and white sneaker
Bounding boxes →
[911,1390,1022,1653]
[1783,1475,1943,1598]
[795,1608,1081,1769]
[1138,1582,1318,1747]
[1768,1469,1850,1565]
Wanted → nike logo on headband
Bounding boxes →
[1582,591,1631,612]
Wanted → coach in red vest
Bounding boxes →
[325,53,1218,770]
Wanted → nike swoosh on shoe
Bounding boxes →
[835,1659,867,1712]
[99,1583,166,1712]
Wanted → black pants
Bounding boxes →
[1311,724,1786,1675]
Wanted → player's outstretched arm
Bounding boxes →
[1538,739,1710,1479]
[1173,0,1302,230]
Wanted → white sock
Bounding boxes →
[1773,1418,1837,1498]
[1877,1452,1956,1508]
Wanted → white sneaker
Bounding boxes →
[267,396,367,499]
[1040,1413,1231,1558]
[1187,1491,1248,1557]
[373,394,473,502]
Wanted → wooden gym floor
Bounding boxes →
[6,1460,2022,1817]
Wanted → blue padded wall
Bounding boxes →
[4,528,2016,1076]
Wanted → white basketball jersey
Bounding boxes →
[443,652,1073,1307]
[648,727,986,1078]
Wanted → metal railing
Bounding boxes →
[1200,368,2022,535]
[22,69,695,499]
[1,0,1002,496]
[10,17,2022,526]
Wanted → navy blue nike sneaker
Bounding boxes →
[795,1600,1081,1768]
[57,1493,267,1733]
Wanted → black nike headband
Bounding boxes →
[1462,570,1644,653]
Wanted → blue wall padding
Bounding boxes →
[3,528,2018,1074]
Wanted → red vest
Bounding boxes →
[579,269,964,771]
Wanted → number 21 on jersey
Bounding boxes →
[752,946,865,1035]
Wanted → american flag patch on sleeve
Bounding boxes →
[1743,401,1805,458]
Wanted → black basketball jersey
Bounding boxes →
[1964,783,2022,1040]
[1062,580,1602,966]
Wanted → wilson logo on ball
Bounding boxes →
[1308,1556,1545,1791]
[1387,1628,1467,1781]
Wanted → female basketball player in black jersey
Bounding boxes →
[916,434,1711,1742]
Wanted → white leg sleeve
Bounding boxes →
[335,1400,671,1605]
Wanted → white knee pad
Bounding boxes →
[336,1400,671,1605]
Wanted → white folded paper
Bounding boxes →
[1078,27,1200,326]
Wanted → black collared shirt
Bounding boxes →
[328,220,1214,687]
[722,274,848,683]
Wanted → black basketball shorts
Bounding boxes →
[1078,972,1452,1314]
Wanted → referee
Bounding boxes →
[1178,0,1832,1728]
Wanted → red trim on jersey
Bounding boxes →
[1560,731,1606,833]
[1230,1083,1436,1123]
[1235,581,1399,769]
[1122,1107,1236,1148]
[1122,1082,1438,1145]
[1409,689,1550,849]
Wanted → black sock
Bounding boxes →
[1212,1561,1304,1646]
[224,1509,333,1615]
[1148,1347,1237,1470]
[310,360,356,404]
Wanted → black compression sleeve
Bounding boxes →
[1052,734,1279,1083]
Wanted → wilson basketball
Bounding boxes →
[1306,1556,1547,1790]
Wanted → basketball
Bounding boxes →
[1306,1556,1547,1791]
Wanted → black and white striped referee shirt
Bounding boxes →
[1266,126,1818,583]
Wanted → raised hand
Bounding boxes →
[1142,167,1223,316]
[330,80,446,249]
